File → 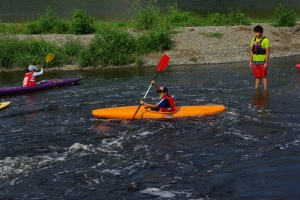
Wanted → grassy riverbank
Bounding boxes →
[0,4,299,70]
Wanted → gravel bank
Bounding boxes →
[8,23,300,69]
[143,23,300,66]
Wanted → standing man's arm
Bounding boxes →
[264,47,270,69]
[249,49,253,68]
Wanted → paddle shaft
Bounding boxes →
[142,72,160,100]
[126,54,170,124]
[130,72,160,120]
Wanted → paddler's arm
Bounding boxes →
[33,68,44,76]
[140,100,159,109]
[151,80,160,90]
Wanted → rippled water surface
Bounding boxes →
[1,56,300,199]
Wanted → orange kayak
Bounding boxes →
[92,105,226,119]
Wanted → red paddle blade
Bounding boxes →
[157,54,170,72]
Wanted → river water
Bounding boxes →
[1,0,300,22]
[1,56,300,199]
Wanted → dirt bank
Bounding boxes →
[143,23,300,66]
[9,22,300,68]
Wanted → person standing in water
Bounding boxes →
[249,25,270,90]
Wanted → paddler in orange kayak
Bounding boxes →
[140,80,176,112]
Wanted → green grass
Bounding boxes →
[0,36,58,69]
[0,4,299,70]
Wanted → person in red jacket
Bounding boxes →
[23,65,44,86]
[140,80,176,112]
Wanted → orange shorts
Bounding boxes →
[252,64,267,78]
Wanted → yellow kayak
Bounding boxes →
[0,101,10,110]
[92,105,226,119]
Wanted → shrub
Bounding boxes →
[165,4,201,27]
[135,57,143,67]
[26,7,69,34]
[79,29,136,67]
[226,9,250,25]
[136,29,172,53]
[273,4,296,27]
[98,29,136,66]
[54,19,70,33]
[26,22,41,34]
[58,38,83,65]
[133,6,161,30]
[71,9,96,34]
[206,9,250,26]
[206,13,224,26]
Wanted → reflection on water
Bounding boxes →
[252,89,268,108]
[297,71,300,79]
[252,89,270,117]
[25,94,37,122]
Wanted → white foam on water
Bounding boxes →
[9,128,23,133]
[69,143,90,151]
[140,187,193,198]
[137,131,153,136]
[277,139,300,150]
[84,174,100,184]
[102,136,124,149]
[100,169,121,175]
[140,188,175,198]
[0,152,68,182]
[69,142,124,158]
[224,128,259,142]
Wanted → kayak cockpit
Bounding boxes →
[143,106,181,114]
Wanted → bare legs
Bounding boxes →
[255,77,268,90]
[255,78,260,90]
[262,77,268,90]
